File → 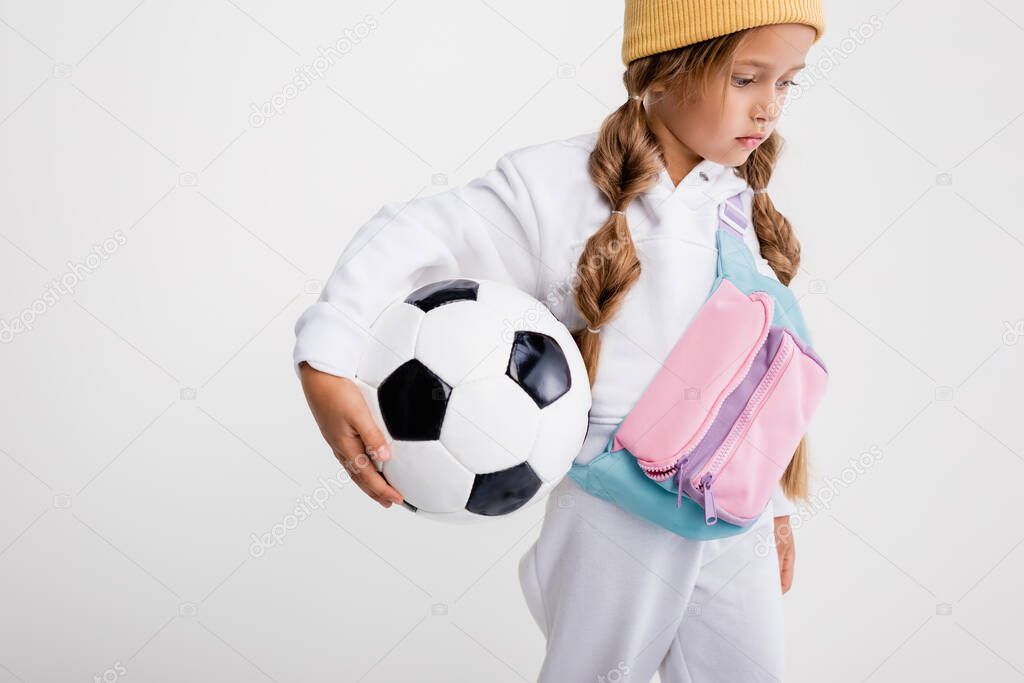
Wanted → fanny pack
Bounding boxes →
[568,190,829,537]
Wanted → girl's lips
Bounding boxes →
[736,137,763,150]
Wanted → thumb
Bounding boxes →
[348,398,391,462]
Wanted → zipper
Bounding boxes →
[676,467,718,525]
[637,290,775,477]
[643,462,679,480]
[691,333,796,495]
[700,473,717,525]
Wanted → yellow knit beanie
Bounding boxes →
[622,0,826,65]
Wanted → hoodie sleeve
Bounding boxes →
[293,151,542,380]
[770,482,798,517]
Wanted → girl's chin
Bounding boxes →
[724,150,752,166]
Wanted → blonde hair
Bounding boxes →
[570,30,810,503]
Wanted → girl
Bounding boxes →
[295,1,825,680]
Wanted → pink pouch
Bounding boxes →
[610,196,829,526]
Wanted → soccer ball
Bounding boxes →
[353,278,591,522]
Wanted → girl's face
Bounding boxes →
[646,23,816,178]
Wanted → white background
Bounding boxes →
[1,0,1022,681]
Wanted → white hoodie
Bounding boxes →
[293,130,798,516]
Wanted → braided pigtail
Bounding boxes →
[737,133,810,503]
[570,83,662,386]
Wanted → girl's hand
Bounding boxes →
[773,516,795,593]
[298,362,404,509]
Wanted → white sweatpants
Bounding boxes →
[518,475,785,683]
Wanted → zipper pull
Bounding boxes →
[676,470,683,509]
[700,473,717,525]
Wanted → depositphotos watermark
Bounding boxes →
[92,661,127,683]
[1,230,128,344]
[753,445,885,558]
[248,15,379,128]
[500,234,633,343]
[248,467,352,557]
[598,660,632,683]
[786,15,884,99]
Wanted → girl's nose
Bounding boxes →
[754,99,781,125]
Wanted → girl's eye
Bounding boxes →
[732,77,801,89]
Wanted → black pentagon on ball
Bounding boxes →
[466,462,542,516]
[404,278,479,313]
[378,359,452,440]
[506,331,572,408]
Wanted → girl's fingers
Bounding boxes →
[773,518,796,593]
[779,551,794,593]
[334,433,404,507]
[297,365,402,507]
[346,400,392,463]
[779,546,794,593]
